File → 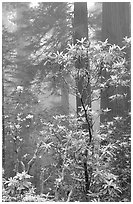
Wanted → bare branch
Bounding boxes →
[27,141,43,174]
[66,189,73,202]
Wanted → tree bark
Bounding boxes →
[73,2,91,112]
[101,2,131,122]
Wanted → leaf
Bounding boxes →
[18,184,25,190]
[23,181,32,188]
[102,108,111,113]
[109,94,124,101]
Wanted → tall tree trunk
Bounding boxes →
[102,2,130,45]
[73,2,91,112]
[2,105,5,169]
[73,2,91,198]
[73,2,88,42]
[101,2,131,122]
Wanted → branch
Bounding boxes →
[66,189,73,202]
[83,156,90,193]
[27,141,43,174]
[80,97,92,144]
[43,173,51,184]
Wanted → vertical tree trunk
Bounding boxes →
[74,2,88,42]
[102,2,130,45]
[61,79,69,115]
[2,105,5,169]
[73,2,91,198]
[73,2,91,112]
[101,2,131,122]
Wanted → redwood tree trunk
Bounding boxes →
[73,2,91,113]
[101,2,131,122]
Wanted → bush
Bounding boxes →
[3,37,131,202]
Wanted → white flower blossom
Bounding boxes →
[16,86,23,92]
[26,114,33,119]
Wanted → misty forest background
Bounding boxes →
[2,2,131,202]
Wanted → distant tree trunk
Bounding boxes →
[102,2,130,45]
[61,79,69,115]
[101,2,131,122]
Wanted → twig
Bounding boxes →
[66,189,73,202]
[43,173,51,184]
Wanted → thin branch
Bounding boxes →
[66,189,73,202]
[80,97,92,143]
[43,173,51,184]
[27,141,43,174]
